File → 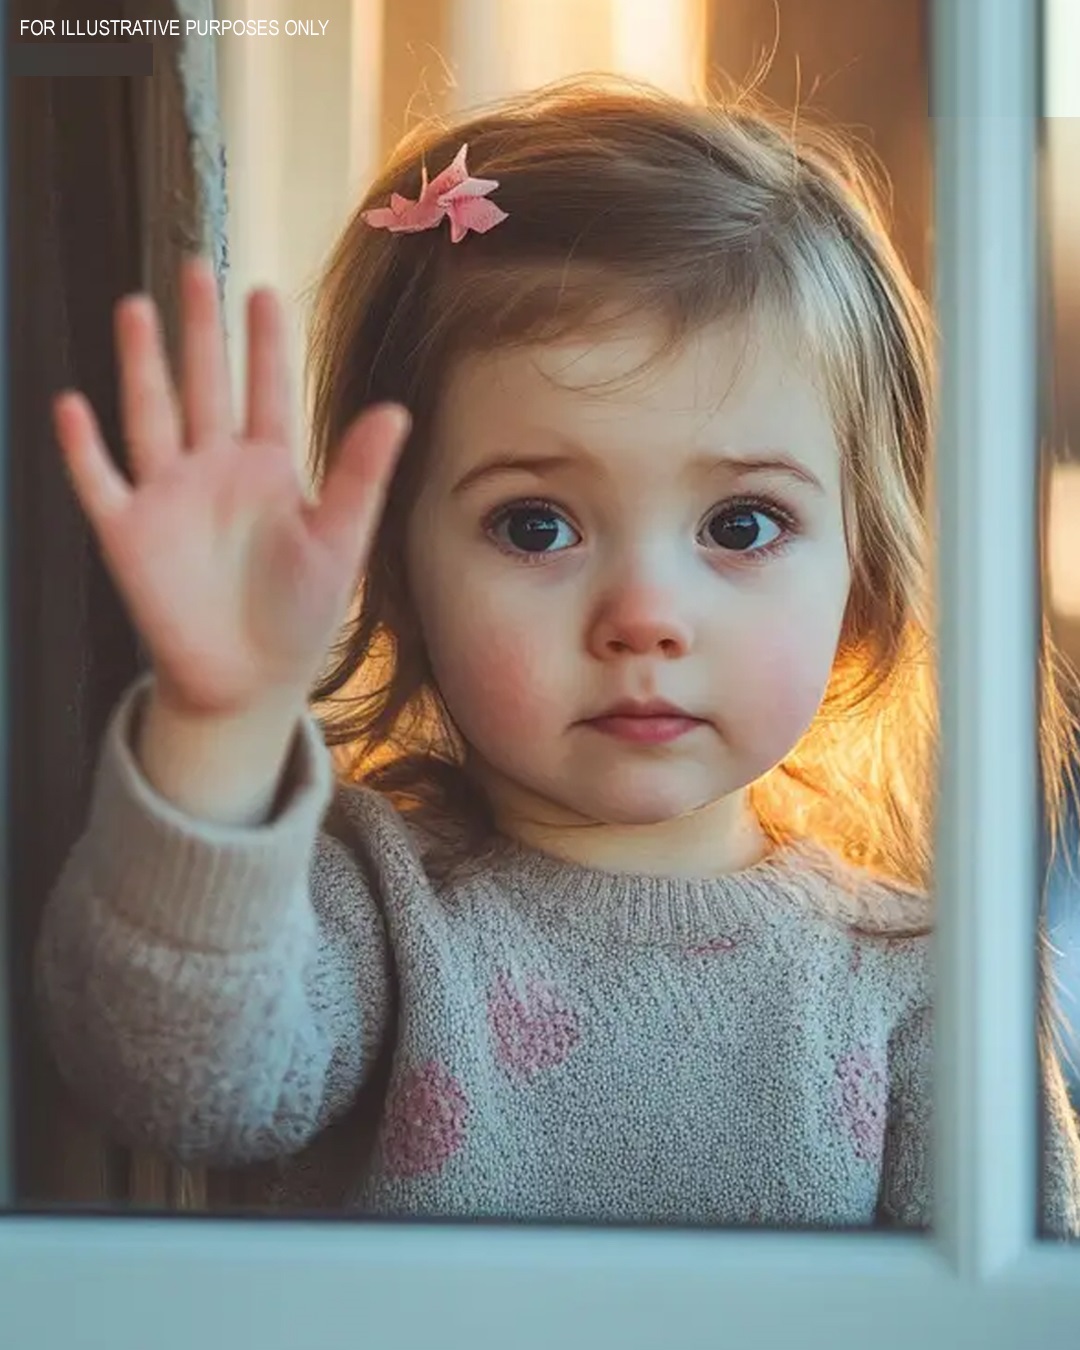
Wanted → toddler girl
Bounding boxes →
[33,74,1080,1233]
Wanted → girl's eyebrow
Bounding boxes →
[450,453,577,496]
[695,451,826,494]
[450,449,825,496]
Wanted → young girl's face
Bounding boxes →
[405,311,851,857]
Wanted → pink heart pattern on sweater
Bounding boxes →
[382,1060,469,1178]
[834,1045,887,1163]
[488,970,582,1079]
[684,935,738,958]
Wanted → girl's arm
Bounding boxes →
[875,1002,932,1230]
[1036,1025,1080,1238]
[33,671,393,1167]
[876,1000,1080,1238]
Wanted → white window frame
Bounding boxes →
[4,1,1080,1344]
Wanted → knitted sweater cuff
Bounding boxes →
[77,671,335,953]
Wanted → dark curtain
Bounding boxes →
[7,0,210,1206]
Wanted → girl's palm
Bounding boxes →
[53,256,410,717]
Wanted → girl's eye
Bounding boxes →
[700,501,792,556]
[487,502,580,556]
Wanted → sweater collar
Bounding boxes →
[471,833,855,943]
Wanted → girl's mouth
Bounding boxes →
[584,714,704,745]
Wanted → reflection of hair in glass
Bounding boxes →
[301,71,1077,908]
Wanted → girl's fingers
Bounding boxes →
[114,295,183,480]
[53,391,133,527]
[244,288,293,447]
[306,404,411,564]
[180,255,235,445]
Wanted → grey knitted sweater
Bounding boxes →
[34,672,1080,1234]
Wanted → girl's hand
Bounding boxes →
[52,255,410,719]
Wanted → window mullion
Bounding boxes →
[931,0,1041,1278]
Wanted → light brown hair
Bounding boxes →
[301,73,1079,912]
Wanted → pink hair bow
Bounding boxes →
[361,142,508,244]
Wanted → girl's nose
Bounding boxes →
[586,583,695,659]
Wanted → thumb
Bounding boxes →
[307,402,411,565]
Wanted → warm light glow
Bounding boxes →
[1048,463,1080,618]
[349,0,384,198]
[446,0,706,106]
[610,0,706,99]
[505,0,610,90]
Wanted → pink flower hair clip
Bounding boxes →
[361,142,508,244]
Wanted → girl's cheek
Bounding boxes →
[431,615,559,739]
[731,607,843,754]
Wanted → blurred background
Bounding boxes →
[213,0,932,452]
[11,0,1080,1212]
